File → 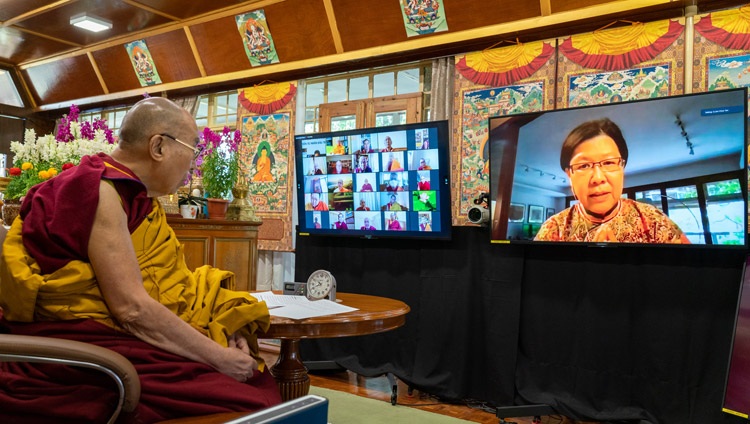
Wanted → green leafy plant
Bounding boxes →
[197,127,241,200]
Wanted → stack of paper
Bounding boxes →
[252,291,358,320]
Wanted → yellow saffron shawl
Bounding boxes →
[0,201,270,367]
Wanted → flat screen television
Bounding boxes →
[488,88,747,248]
[294,120,451,239]
[722,254,750,420]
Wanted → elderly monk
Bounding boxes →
[0,97,281,423]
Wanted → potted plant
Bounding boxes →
[196,126,241,220]
[2,105,115,226]
[177,176,207,219]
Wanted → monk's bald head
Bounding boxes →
[118,97,193,148]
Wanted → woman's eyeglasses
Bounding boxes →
[160,133,203,159]
[568,157,625,174]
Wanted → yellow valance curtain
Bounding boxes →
[559,19,684,70]
[238,82,297,115]
[695,7,750,50]
[455,41,555,86]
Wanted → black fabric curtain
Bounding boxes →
[295,227,746,424]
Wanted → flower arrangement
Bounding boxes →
[4,105,116,200]
[196,126,241,200]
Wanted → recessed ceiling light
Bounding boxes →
[70,13,112,33]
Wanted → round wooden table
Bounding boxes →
[258,292,410,401]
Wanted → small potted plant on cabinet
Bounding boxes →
[197,127,240,220]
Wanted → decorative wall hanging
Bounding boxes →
[399,0,448,37]
[235,9,279,67]
[456,42,555,87]
[558,18,685,108]
[451,40,556,225]
[238,82,296,115]
[567,64,672,107]
[559,19,683,71]
[237,83,297,251]
[692,6,750,235]
[694,7,750,91]
[124,40,161,86]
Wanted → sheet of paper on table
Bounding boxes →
[251,291,359,320]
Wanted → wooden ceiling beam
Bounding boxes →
[18,0,286,69]
[121,0,182,21]
[540,0,552,16]
[323,0,344,54]
[32,0,677,112]
[87,51,109,94]
[0,0,73,27]
[184,27,207,78]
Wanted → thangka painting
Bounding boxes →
[399,0,448,37]
[691,6,750,233]
[693,8,750,91]
[567,64,672,107]
[238,113,294,251]
[705,54,750,90]
[235,9,279,67]
[451,41,557,225]
[557,18,685,107]
[124,40,161,86]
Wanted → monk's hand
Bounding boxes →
[218,346,259,382]
[228,332,250,355]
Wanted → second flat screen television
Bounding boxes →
[295,120,451,240]
[488,88,748,248]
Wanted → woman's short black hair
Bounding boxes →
[559,118,628,171]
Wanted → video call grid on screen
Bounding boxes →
[295,121,450,239]
[488,88,748,248]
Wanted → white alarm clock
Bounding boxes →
[306,269,336,301]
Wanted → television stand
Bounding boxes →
[496,404,555,423]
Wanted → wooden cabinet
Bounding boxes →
[168,217,261,292]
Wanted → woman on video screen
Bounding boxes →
[534,118,690,244]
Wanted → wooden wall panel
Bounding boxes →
[0,0,57,21]
[0,27,74,65]
[0,115,25,161]
[332,0,408,52]
[133,0,247,20]
[141,31,202,83]
[15,0,171,47]
[189,17,252,76]
[443,0,540,30]
[263,0,337,60]
[23,56,105,105]
[92,46,141,93]
[551,0,613,14]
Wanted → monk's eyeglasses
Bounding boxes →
[160,133,203,159]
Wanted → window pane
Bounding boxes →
[375,111,406,127]
[196,96,209,119]
[328,80,347,103]
[349,76,369,100]
[0,70,23,107]
[397,68,420,94]
[666,186,703,244]
[331,115,356,131]
[635,189,663,211]
[705,178,744,245]
[305,107,317,122]
[306,82,324,106]
[227,92,238,117]
[304,122,317,133]
[706,199,745,245]
[374,73,394,97]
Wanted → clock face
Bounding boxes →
[306,270,335,300]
